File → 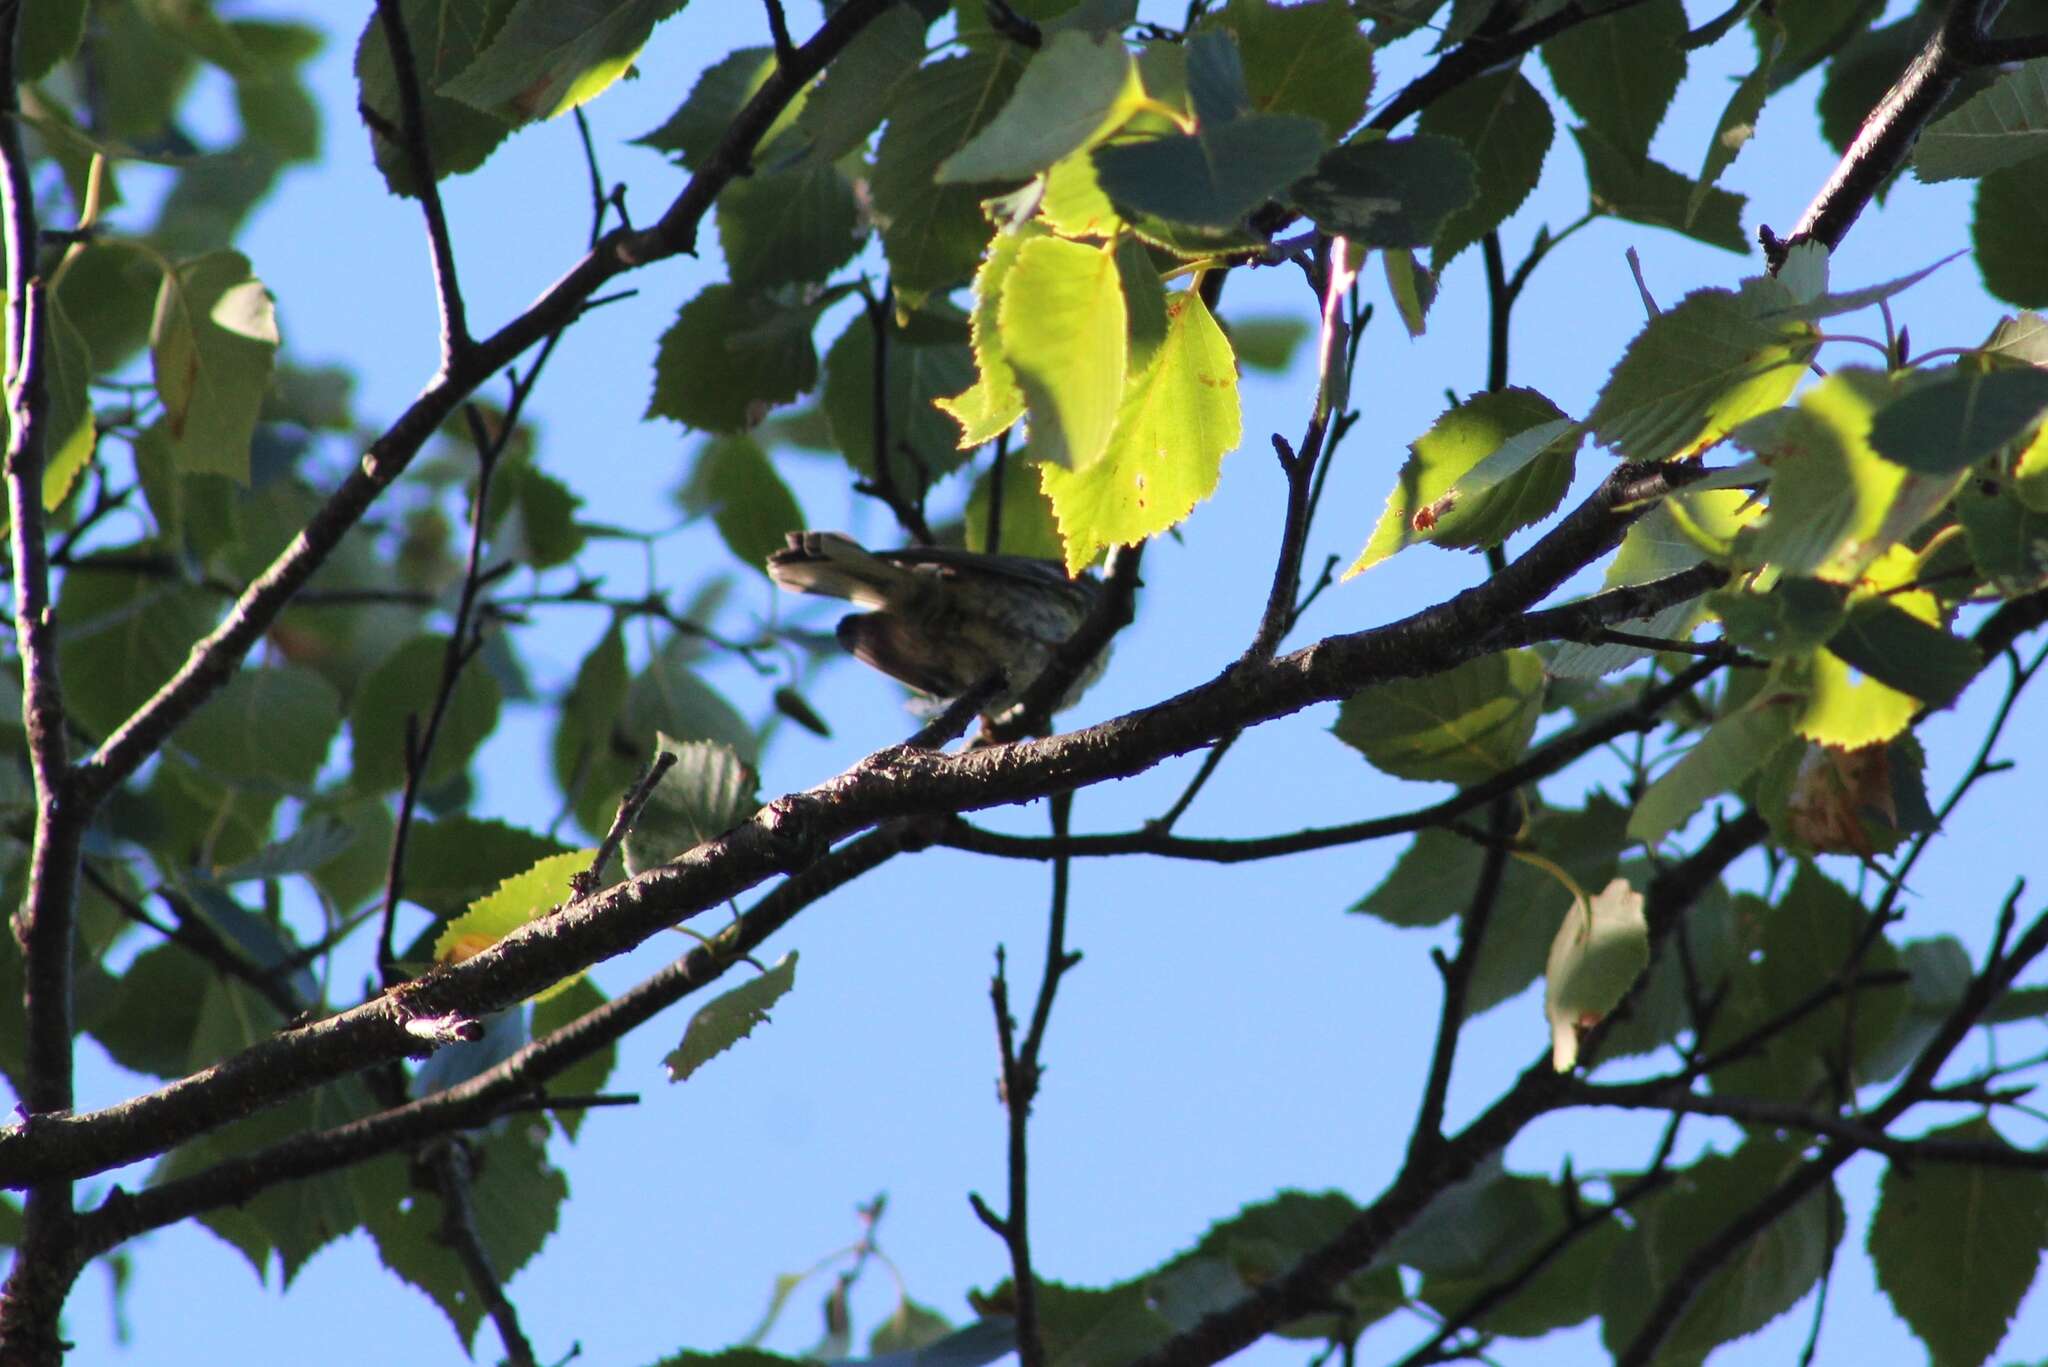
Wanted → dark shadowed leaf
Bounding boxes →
[666,952,797,1082]
[1869,1119,2048,1367]
[1287,134,1476,248]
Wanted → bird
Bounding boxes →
[765,532,1108,722]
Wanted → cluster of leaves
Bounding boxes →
[8,1,2048,1366]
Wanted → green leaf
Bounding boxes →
[1286,133,1476,248]
[1736,369,1919,578]
[1382,247,1437,337]
[1703,867,1909,1102]
[39,291,98,512]
[1040,144,1126,239]
[717,159,864,290]
[1866,365,2048,475]
[1541,0,1686,162]
[1419,70,1553,267]
[796,6,929,165]
[646,284,820,433]
[1226,315,1309,372]
[870,1297,956,1354]
[54,549,220,738]
[1094,113,1326,232]
[1588,281,1814,463]
[1974,162,2048,307]
[87,946,212,1078]
[498,464,585,568]
[439,0,687,124]
[1421,1191,1623,1338]
[1818,14,1924,155]
[1001,236,1127,470]
[1689,24,1779,225]
[935,224,1040,448]
[1768,251,1960,321]
[149,249,280,482]
[872,50,1025,291]
[1333,649,1544,786]
[1824,600,1981,708]
[215,816,359,887]
[529,976,615,1140]
[621,734,759,875]
[634,46,779,167]
[822,311,977,483]
[1347,387,1579,574]
[402,816,573,919]
[1183,28,1250,128]
[156,1069,376,1285]
[1544,877,1646,1070]
[1957,476,2048,594]
[1572,125,1748,253]
[1627,697,1798,845]
[1915,58,2048,182]
[1038,288,1240,573]
[360,1124,566,1350]
[1600,870,1736,1059]
[1215,0,1375,140]
[18,0,87,81]
[1601,1140,1842,1360]
[433,848,594,1001]
[665,951,797,1082]
[178,665,342,790]
[552,623,629,813]
[938,31,1140,183]
[680,435,805,573]
[1870,1119,2048,1367]
[966,454,1065,561]
[354,0,514,195]
[54,241,163,375]
[1711,577,1850,660]
[350,636,503,793]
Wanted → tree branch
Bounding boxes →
[942,655,1729,864]
[71,0,901,809]
[0,0,82,1354]
[1127,813,1768,1367]
[369,0,471,357]
[68,820,941,1260]
[0,463,1735,1190]
[376,426,504,983]
[1780,0,2008,260]
[426,1139,538,1367]
[1576,1082,2048,1171]
[1616,888,2048,1364]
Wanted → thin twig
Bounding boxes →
[761,0,798,68]
[69,820,943,1261]
[0,464,1810,1187]
[947,656,1730,863]
[1408,794,1512,1163]
[978,790,1081,1367]
[369,0,471,357]
[73,0,902,811]
[1616,891,2048,1365]
[426,1139,539,1367]
[578,749,680,895]
[376,430,505,984]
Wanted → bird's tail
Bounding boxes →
[766,532,915,611]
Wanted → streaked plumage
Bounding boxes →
[766,532,1106,718]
